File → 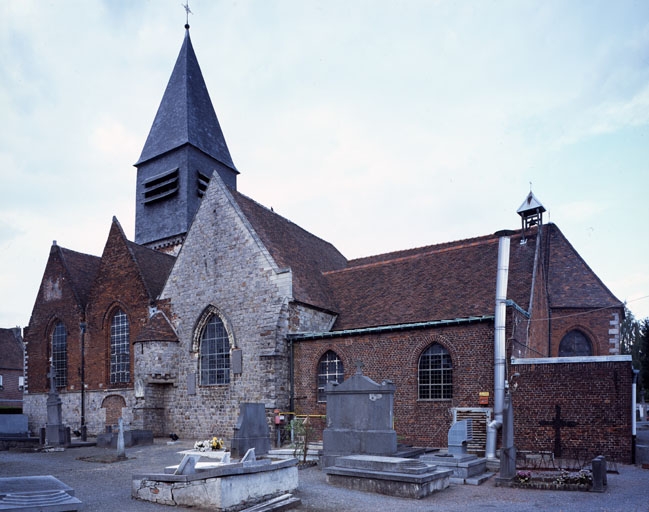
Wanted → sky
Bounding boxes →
[1,0,648,329]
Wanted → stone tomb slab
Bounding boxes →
[324,455,452,499]
[133,458,298,510]
[0,476,82,511]
[420,453,491,485]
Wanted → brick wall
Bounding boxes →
[24,246,86,395]
[85,221,152,391]
[548,307,621,357]
[293,321,495,447]
[512,357,633,463]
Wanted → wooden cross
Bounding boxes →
[539,404,577,458]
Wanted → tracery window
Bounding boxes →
[558,330,593,357]
[418,343,452,400]
[110,309,130,384]
[317,350,344,402]
[51,322,68,388]
[199,314,230,385]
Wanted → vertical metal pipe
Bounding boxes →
[80,322,87,441]
[486,236,510,459]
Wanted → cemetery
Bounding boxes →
[2,358,638,511]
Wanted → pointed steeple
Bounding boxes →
[135,29,236,171]
[134,27,238,252]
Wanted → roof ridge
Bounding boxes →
[333,235,501,274]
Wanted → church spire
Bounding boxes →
[134,26,238,252]
[135,30,237,172]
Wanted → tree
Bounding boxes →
[638,319,649,401]
[621,306,649,401]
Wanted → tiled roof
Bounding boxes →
[135,30,236,171]
[134,310,178,343]
[543,223,622,309]
[58,246,101,307]
[231,191,347,312]
[224,190,620,331]
[0,328,23,369]
[325,230,537,330]
[127,241,176,300]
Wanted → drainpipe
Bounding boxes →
[486,235,511,460]
[80,321,87,441]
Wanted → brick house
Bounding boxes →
[22,26,633,462]
[0,328,24,412]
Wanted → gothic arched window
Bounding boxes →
[110,309,130,384]
[199,314,230,385]
[418,343,452,400]
[558,330,593,357]
[51,321,67,388]
[317,350,344,402]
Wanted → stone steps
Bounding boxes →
[240,493,301,512]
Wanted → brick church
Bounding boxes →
[23,26,634,462]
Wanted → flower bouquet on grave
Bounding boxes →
[193,437,225,452]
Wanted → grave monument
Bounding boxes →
[323,363,453,498]
[45,363,66,446]
[420,419,492,485]
[321,362,397,467]
[230,403,271,458]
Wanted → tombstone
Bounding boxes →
[45,363,66,446]
[448,419,472,456]
[420,419,490,485]
[0,414,29,436]
[230,403,271,458]
[321,363,397,467]
[117,418,126,459]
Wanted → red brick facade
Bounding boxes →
[294,320,495,447]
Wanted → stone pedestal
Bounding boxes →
[45,403,66,446]
[324,455,452,499]
[0,475,82,511]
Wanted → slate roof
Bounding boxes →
[230,190,347,312]
[543,223,622,309]
[0,328,23,370]
[126,240,176,300]
[135,29,237,172]
[325,230,537,331]
[57,245,101,307]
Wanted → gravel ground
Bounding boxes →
[1,439,648,511]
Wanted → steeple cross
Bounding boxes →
[539,404,577,458]
[182,1,193,27]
